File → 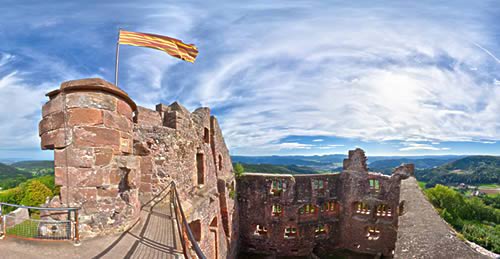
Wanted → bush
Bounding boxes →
[425,184,500,253]
[20,180,52,207]
[234,163,244,177]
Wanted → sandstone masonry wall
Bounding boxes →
[237,149,413,257]
[39,78,237,258]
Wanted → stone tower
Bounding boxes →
[40,78,140,235]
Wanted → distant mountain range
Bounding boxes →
[418,156,500,186]
[232,154,463,172]
[232,155,499,186]
[0,161,54,190]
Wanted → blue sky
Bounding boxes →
[0,1,499,159]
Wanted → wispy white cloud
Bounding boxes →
[399,142,450,152]
[1,1,500,156]
[312,139,323,142]
[277,142,313,150]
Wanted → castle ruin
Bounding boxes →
[38,78,413,258]
[39,78,238,258]
[237,149,414,257]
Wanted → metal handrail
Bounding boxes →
[171,181,207,259]
[0,202,80,211]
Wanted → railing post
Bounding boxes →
[74,210,80,246]
[2,215,6,240]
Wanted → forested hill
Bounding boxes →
[369,158,455,174]
[442,156,500,171]
[236,163,319,174]
[417,156,500,186]
[12,160,53,171]
[0,163,32,189]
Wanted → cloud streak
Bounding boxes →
[0,1,499,157]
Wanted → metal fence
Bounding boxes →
[0,202,80,244]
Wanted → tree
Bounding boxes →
[20,180,52,207]
[234,163,244,177]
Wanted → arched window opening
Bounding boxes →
[196,153,205,185]
[299,204,317,215]
[270,179,284,196]
[284,227,297,239]
[218,154,223,171]
[315,224,327,236]
[355,202,370,215]
[366,226,381,240]
[203,127,210,144]
[369,179,380,192]
[272,204,283,217]
[254,225,268,236]
[376,204,392,217]
[189,220,202,241]
[321,201,337,212]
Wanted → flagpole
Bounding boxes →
[114,29,121,87]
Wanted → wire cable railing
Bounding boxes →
[0,202,80,245]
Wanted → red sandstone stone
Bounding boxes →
[97,188,119,198]
[109,169,121,185]
[66,92,117,111]
[74,126,120,148]
[104,110,132,131]
[64,167,102,187]
[68,108,103,126]
[95,148,114,166]
[54,147,94,168]
[54,167,66,186]
[41,128,70,149]
[42,94,63,117]
[39,111,65,135]
[135,106,162,127]
[117,99,133,119]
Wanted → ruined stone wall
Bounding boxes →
[39,78,238,258]
[237,149,413,257]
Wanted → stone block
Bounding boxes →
[74,126,120,148]
[115,155,140,169]
[54,167,66,186]
[42,94,63,117]
[66,92,117,111]
[54,147,94,168]
[104,110,132,132]
[97,187,119,198]
[117,99,133,120]
[39,111,65,135]
[120,133,133,154]
[135,106,162,127]
[109,169,121,185]
[41,128,70,150]
[68,108,103,126]
[63,167,102,187]
[95,148,114,166]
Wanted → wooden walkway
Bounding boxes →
[1,193,184,259]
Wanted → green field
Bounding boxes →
[6,220,39,238]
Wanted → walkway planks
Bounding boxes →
[1,193,184,259]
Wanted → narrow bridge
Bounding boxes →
[1,183,205,259]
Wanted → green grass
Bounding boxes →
[478,184,500,189]
[418,181,427,189]
[6,220,39,238]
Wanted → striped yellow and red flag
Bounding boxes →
[118,30,198,63]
